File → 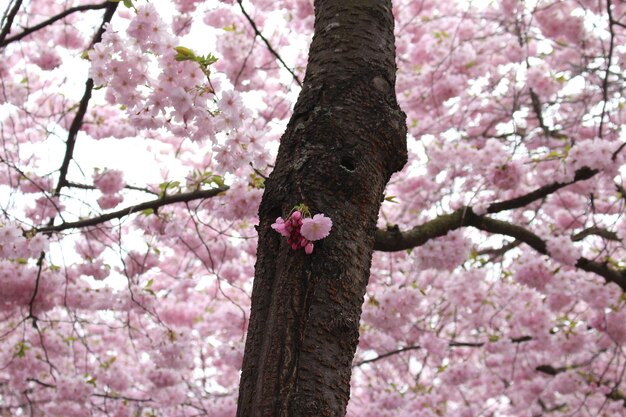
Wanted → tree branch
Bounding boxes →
[471,216,626,290]
[53,2,118,196]
[599,0,616,138]
[529,88,552,138]
[0,2,109,47]
[0,0,22,46]
[486,167,597,214]
[353,336,532,367]
[66,180,159,196]
[476,239,521,259]
[36,187,229,233]
[236,0,302,86]
[355,339,626,409]
[572,226,620,242]
[374,206,626,290]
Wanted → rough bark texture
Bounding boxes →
[236,1,407,416]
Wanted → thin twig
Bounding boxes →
[598,0,616,138]
[486,167,596,214]
[353,336,532,367]
[236,0,302,86]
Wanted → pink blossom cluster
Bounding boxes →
[488,161,523,190]
[0,223,48,259]
[565,138,620,175]
[513,254,552,290]
[86,4,268,174]
[545,234,581,266]
[415,229,471,271]
[271,210,332,254]
[93,169,125,194]
[534,3,585,44]
[93,169,125,209]
[25,196,64,223]
[526,63,560,98]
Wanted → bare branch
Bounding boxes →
[599,0,616,138]
[0,2,109,47]
[572,226,620,242]
[236,0,303,86]
[353,336,532,367]
[0,0,22,46]
[66,181,159,196]
[476,239,521,258]
[26,252,45,328]
[36,186,229,234]
[486,167,597,214]
[529,89,551,138]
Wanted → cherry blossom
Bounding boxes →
[93,169,125,194]
[0,0,625,416]
[271,206,333,254]
[300,213,333,241]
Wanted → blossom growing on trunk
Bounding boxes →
[300,214,333,241]
[271,205,332,254]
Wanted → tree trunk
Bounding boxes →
[236,1,406,416]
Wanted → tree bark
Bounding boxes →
[236,1,406,416]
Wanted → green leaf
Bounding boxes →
[199,53,218,67]
[141,208,154,216]
[384,195,398,203]
[249,173,265,189]
[86,375,97,386]
[464,60,477,69]
[433,30,449,41]
[174,46,196,61]
[211,175,225,187]
[99,356,117,370]
[15,341,30,358]
[368,296,380,307]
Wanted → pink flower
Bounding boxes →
[304,242,314,254]
[148,368,180,388]
[514,254,552,290]
[416,230,470,271]
[606,310,626,345]
[93,169,125,194]
[32,50,62,70]
[300,214,332,241]
[97,193,123,210]
[546,234,581,266]
[271,217,290,237]
[489,161,523,190]
[271,209,332,254]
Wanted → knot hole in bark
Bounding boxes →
[339,156,356,172]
